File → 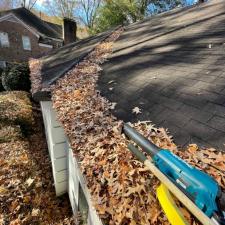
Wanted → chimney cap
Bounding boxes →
[63,17,76,23]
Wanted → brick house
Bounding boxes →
[0,7,77,67]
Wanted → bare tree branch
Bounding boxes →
[20,0,38,9]
[77,0,102,29]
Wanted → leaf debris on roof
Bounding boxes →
[50,28,225,225]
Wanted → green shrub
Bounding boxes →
[2,63,31,91]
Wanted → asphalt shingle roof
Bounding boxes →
[39,29,113,87]
[0,7,62,40]
[31,0,225,150]
[98,0,225,150]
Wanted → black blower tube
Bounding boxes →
[123,123,160,157]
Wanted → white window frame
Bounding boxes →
[22,35,31,51]
[0,61,6,68]
[0,32,9,47]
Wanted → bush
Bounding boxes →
[2,63,31,91]
[0,91,34,134]
[0,68,4,92]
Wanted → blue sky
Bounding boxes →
[35,0,200,22]
[35,0,46,11]
[186,0,198,5]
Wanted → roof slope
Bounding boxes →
[0,7,62,40]
[45,21,62,37]
[35,29,114,89]
[98,0,225,150]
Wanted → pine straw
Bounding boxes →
[50,28,225,225]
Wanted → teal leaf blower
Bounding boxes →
[123,124,225,225]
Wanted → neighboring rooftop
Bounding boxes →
[0,7,62,40]
[31,0,225,150]
[45,21,62,37]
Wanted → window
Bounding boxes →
[0,61,6,68]
[22,36,31,50]
[0,32,9,47]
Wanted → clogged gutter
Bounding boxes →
[33,28,225,224]
[29,59,42,94]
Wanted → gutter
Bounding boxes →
[33,26,123,102]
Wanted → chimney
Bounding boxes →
[63,18,77,45]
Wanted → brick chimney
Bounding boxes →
[63,18,77,45]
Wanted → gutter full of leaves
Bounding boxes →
[49,28,224,225]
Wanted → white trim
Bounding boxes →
[39,43,53,48]
[22,35,31,50]
[42,35,63,42]
[0,13,63,42]
[40,101,68,196]
[0,61,6,68]
[0,13,40,38]
[0,13,16,23]
[3,14,20,23]
[0,32,9,47]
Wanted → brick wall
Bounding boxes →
[0,20,60,63]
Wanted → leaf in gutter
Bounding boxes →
[26,178,34,187]
[32,208,40,217]
[110,102,117,110]
[73,90,82,99]
[108,80,115,84]
[132,107,141,114]
[187,144,198,154]
[0,186,8,194]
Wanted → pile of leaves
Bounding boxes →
[0,91,33,127]
[51,27,225,225]
[29,59,43,94]
[0,92,74,224]
[174,144,225,189]
[0,124,22,143]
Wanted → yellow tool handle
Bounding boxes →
[157,183,190,225]
[144,160,216,225]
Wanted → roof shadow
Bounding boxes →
[98,0,225,151]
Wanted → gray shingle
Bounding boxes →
[98,0,225,150]
[208,116,225,132]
